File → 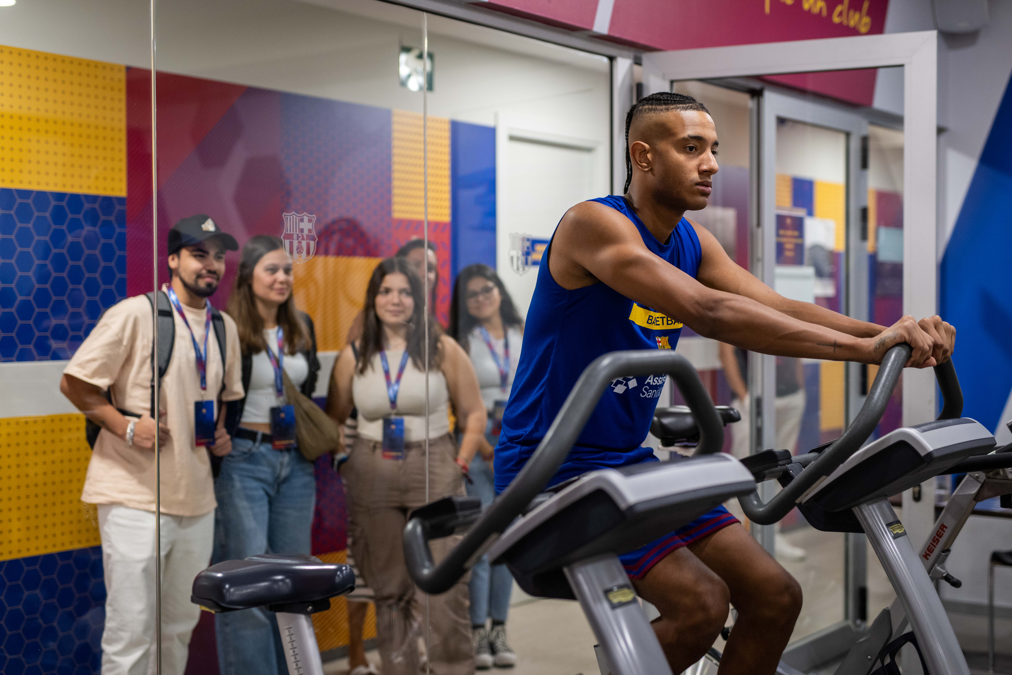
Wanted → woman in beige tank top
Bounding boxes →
[327,257,486,675]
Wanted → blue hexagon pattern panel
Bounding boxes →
[0,547,105,674]
[0,189,126,362]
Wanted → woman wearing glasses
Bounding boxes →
[449,264,524,669]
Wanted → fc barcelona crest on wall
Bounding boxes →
[509,233,549,276]
[282,212,318,263]
[509,233,533,275]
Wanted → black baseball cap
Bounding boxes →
[167,214,239,255]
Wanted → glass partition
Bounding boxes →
[0,2,155,673]
[154,1,429,673]
[426,14,610,674]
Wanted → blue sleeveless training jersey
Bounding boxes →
[494,195,702,493]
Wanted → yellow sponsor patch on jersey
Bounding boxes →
[628,303,683,330]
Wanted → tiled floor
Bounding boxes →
[323,526,1011,675]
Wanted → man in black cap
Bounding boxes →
[60,215,244,675]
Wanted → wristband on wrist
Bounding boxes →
[125,419,137,447]
[455,456,473,484]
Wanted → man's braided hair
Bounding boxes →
[624,92,710,192]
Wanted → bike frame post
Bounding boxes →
[564,554,674,675]
[854,498,970,675]
[276,612,325,675]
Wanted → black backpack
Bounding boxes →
[85,291,227,448]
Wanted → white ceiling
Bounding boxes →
[0,0,607,75]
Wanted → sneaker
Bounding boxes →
[473,626,493,670]
[349,665,380,675]
[775,533,807,562]
[489,624,517,668]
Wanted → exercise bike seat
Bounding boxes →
[191,554,355,613]
[651,405,741,446]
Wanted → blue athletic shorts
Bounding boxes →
[618,506,739,580]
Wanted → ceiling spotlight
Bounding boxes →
[0,0,16,7]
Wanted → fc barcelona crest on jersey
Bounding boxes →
[282,212,318,263]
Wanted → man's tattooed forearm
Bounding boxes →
[817,341,840,353]
[873,331,898,352]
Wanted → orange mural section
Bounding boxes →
[293,256,383,353]
[0,414,100,561]
[775,173,793,208]
[312,550,378,652]
[0,46,126,196]
[813,180,846,252]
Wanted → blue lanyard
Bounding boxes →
[380,350,411,411]
[264,326,285,400]
[478,326,510,393]
[166,287,211,392]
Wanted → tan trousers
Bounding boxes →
[345,434,474,675]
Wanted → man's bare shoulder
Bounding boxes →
[556,200,640,246]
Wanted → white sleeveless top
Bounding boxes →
[468,326,523,411]
[241,326,309,424]
[352,348,450,443]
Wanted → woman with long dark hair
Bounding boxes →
[328,257,486,675]
[338,239,443,674]
[449,264,523,668]
[216,235,321,675]
[346,238,442,344]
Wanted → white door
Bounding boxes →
[497,131,604,316]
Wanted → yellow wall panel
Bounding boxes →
[0,414,100,562]
[392,110,450,222]
[819,361,846,431]
[814,180,846,252]
[293,256,383,353]
[312,550,378,652]
[776,174,793,209]
[0,46,126,196]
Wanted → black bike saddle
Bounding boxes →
[651,405,741,446]
[192,553,355,613]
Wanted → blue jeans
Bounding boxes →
[212,435,317,675]
[466,454,513,625]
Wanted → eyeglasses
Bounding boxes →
[466,284,497,302]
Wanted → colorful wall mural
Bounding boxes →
[0,43,496,675]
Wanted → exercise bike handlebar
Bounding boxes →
[740,345,963,524]
[404,350,723,595]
